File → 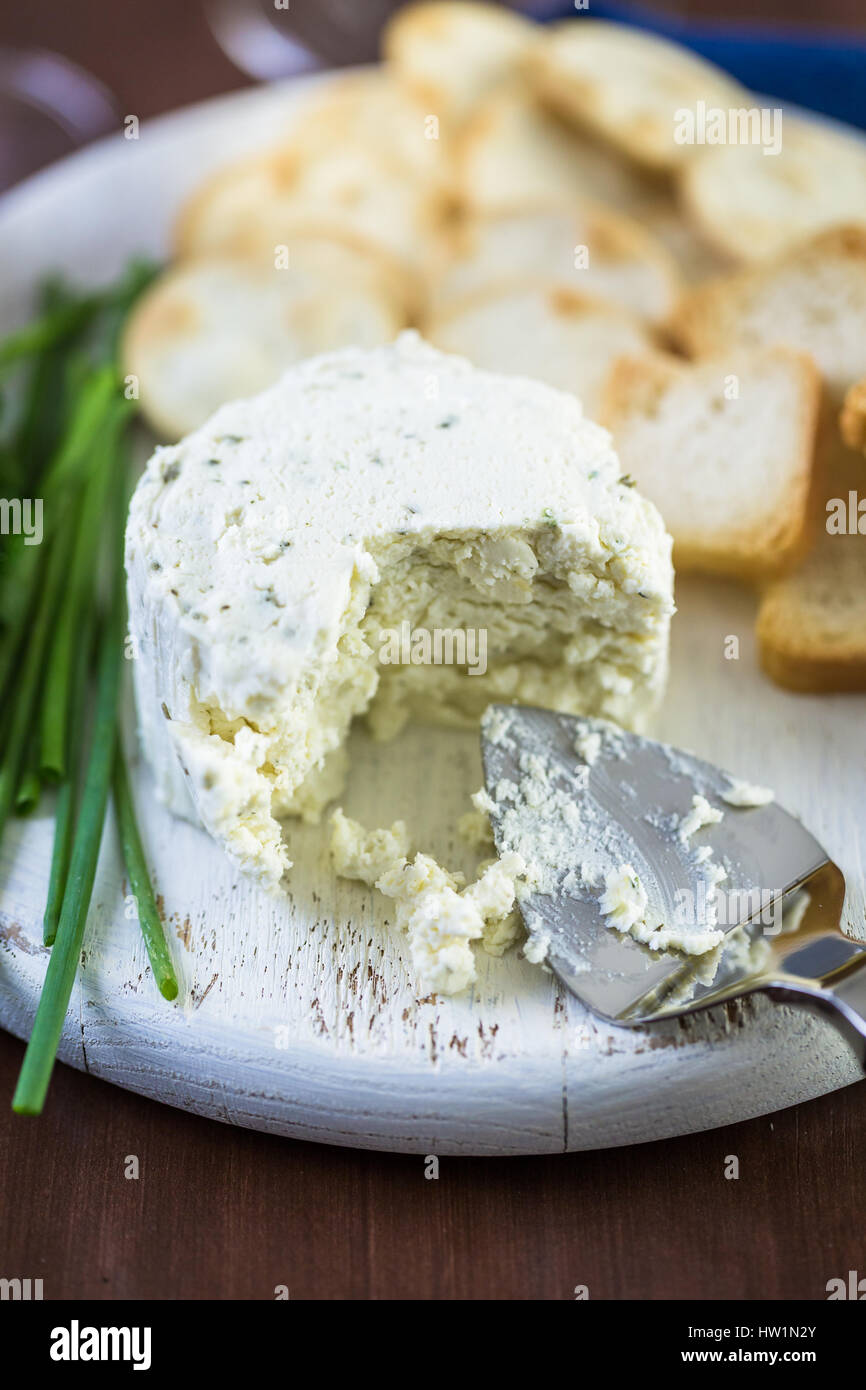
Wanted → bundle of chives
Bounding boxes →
[12,576,125,1114]
[0,262,179,1115]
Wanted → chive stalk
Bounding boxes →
[43,614,93,947]
[113,745,178,1001]
[0,294,99,376]
[39,410,122,782]
[14,732,42,815]
[14,281,83,482]
[0,524,74,846]
[12,585,125,1114]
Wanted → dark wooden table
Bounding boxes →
[1,1035,864,1300]
[1,0,864,1301]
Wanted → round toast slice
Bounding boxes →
[453,80,659,216]
[681,118,866,265]
[527,19,745,172]
[668,226,866,404]
[124,249,406,440]
[174,140,444,291]
[426,283,653,421]
[433,202,680,325]
[383,1,533,127]
[288,68,449,191]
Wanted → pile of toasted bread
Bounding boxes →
[124,3,866,694]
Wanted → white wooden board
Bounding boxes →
[0,79,863,1153]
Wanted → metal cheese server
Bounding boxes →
[480,705,866,1063]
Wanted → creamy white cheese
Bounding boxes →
[127,333,673,891]
[330,808,525,994]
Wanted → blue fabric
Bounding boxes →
[531,2,866,130]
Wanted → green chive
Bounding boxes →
[39,409,122,782]
[0,293,100,376]
[12,586,124,1114]
[43,613,93,947]
[0,524,74,846]
[113,744,178,1001]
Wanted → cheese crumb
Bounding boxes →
[330,808,411,884]
[721,779,774,808]
[599,864,648,933]
[329,811,526,994]
[457,786,497,847]
[574,729,603,765]
[598,860,724,954]
[523,932,550,965]
[678,794,724,843]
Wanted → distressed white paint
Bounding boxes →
[0,81,862,1153]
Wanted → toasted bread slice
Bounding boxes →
[382,1,533,127]
[173,141,444,291]
[840,377,866,453]
[639,200,735,285]
[680,119,866,265]
[669,227,866,404]
[123,250,406,440]
[453,80,658,215]
[601,348,820,580]
[527,19,745,172]
[756,435,866,691]
[426,284,653,421]
[288,69,449,191]
[433,202,680,325]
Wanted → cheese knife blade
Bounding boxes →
[480,704,866,1060]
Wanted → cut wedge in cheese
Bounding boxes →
[433,203,679,325]
[124,250,408,440]
[427,285,654,421]
[601,348,821,580]
[126,334,674,892]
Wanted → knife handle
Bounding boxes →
[764,955,866,1067]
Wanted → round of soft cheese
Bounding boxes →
[126,333,673,890]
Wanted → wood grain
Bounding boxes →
[1,1027,863,1299]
